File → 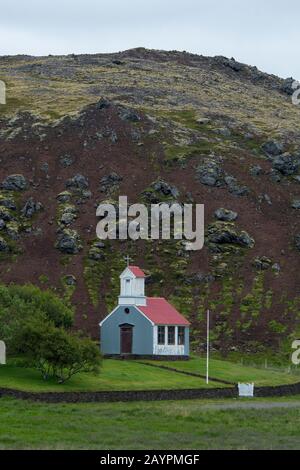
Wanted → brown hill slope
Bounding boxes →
[0,48,300,355]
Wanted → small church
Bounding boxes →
[100,265,190,359]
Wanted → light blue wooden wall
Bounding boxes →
[100,305,154,355]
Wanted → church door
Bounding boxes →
[120,325,133,354]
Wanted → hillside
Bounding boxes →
[0,48,300,355]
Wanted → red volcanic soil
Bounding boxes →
[0,100,299,350]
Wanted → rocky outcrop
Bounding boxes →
[88,241,106,261]
[21,198,43,218]
[281,77,296,96]
[261,140,283,157]
[196,159,249,196]
[66,174,91,201]
[142,179,180,203]
[225,176,249,196]
[252,256,273,271]
[66,174,89,191]
[196,159,224,187]
[214,208,238,222]
[0,207,14,222]
[207,222,255,251]
[99,172,123,195]
[56,191,72,204]
[59,154,74,167]
[119,107,140,122]
[55,229,82,254]
[0,195,17,210]
[272,153,300,176]
[2,174,28,191]
[59,207,78,226]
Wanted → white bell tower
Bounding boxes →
[118,266,147,306]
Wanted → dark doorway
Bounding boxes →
[120,324,133,354]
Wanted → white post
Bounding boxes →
[206,309,210,385]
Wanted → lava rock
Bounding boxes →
[5,222,19,240]
[56,191,72,203]
[0,236,9,252]
[214,208,238,222]
[272,263,281,273]
[64,275,77,286]
[21,198,43,218]
[100,172,123,193]
[215,127,231,137]
[60,212,77,226]
[59,205,78,226]
[0,207,14,222]
[292,199,300,209]
[88,246,105,261]
[281,77,296,96]
[94,241,106,249]
[225,176,249,196]
[2,174,28,191]
[184,272,215,284]
[249,165,263,176]
[60,154,74,167]
[196,160,225,187]
[66,174,89,191]
[142,179,180,203]
[119,108,140,122]
[0,197,17,210]
[261,140,283,157]
[55,229,82,254]
[272,153,300,176]
[95,98,111,110]
[152,180,179,198]
[253,256,273,271]
[270,169,282,183]
[207,222,255,248]
[259,194,272,205]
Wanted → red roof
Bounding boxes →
[139,297,190,326]
[128,266,146,278]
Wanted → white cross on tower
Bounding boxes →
[124,255,132,267]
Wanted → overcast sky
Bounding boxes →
[0,0,299,79]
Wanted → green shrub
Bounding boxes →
[14,319,101,383]
[0,284,74,352]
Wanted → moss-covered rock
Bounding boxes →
[207,221,255,250]
[0,236,9,252]
[55,229,82,254]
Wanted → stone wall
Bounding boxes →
[1,382,300,403]
[0,386,237,403]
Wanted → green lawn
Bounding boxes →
[0,359,226,392]
[145,357,299,386]
[0,356,298,393]
[1,397,300,449]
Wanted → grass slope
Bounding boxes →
[0,360,225,392]
[145,357,299,386]
[1,397,300,450]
